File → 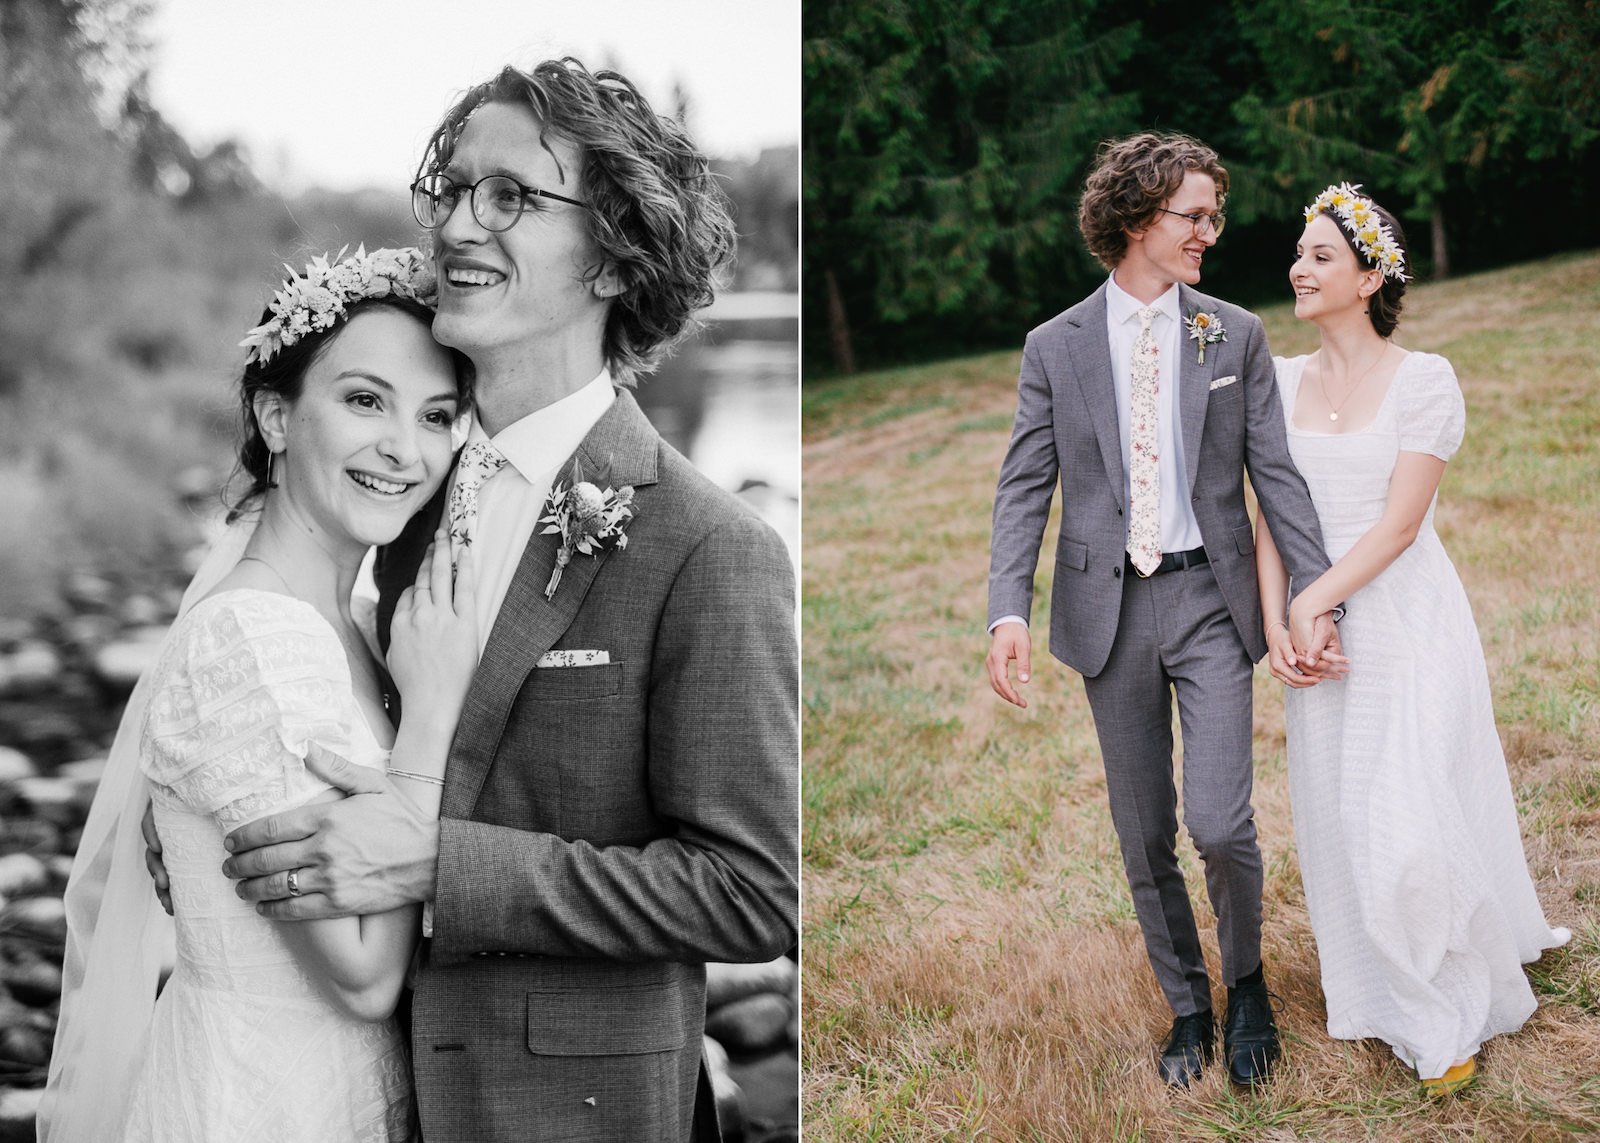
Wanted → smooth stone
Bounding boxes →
[704,992,793,1053]
[1,819,61,854]
[0,747,38,785]
[0,855,49,898]
[0,896,67,942]
[43,855,74,888]
[0,1024,49,1066]
[10,778,81,825]
[706,955,797,1010]
[92,626,170,692]
[56,757,108,797]
[0,1085,44,1141]
[63,570,115,608]
[120,593,165,627]
[4,642,62,689]
[60,613,120,649]
[2,957,61,1006]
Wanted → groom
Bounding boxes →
[985,133,1336,1087]
[216,61,797,1140]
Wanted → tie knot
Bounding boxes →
[459,440,508,484]
[1137,305,1160,331]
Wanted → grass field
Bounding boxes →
[800,251,1600,1141]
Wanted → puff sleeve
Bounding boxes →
[140,593,353,830]
[1397,353,1467,461]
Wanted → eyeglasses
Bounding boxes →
[1154,207,1227,237]
[410,173,588,233]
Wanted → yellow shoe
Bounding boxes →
[1421,1056,1476,1096]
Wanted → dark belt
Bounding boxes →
[1127,546,1209,577]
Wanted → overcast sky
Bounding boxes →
[145,0,799,193]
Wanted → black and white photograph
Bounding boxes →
[1,1,799,1140]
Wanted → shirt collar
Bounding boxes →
[1106,273,1181,327]
[461,369,616,482]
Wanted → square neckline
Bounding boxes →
[1287,349,1413,438]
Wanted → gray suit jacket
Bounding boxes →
[988,282,1330,676]
[376,389,798,1142]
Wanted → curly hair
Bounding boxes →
[227,296,471,520]
[1078,132,1230,269]
[416,59,737,383]
[1320,195,1409,338]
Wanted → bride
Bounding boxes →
[1255,184,1568,1094]
[40,248,477,1141]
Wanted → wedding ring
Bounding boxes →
[286,869,303,897]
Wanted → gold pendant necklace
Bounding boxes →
[1317,344,1387,422]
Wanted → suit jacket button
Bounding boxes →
[1112,566,1122,579]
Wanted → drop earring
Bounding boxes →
[266,451,278,489]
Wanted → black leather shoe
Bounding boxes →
[1158,1010,1214,1088]
[1223,973,1280,1085]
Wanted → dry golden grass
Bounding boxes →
[801,251,1600,1141]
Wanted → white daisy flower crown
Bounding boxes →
[1303,183,1409,282]
[240,246,437,365]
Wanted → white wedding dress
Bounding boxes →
[1274,351,1567,1079]
[121,589,412,1142]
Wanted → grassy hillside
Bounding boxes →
[800,252,1600,1140]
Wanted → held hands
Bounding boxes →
[1269,605,1350,687]
[388,525,479,725]
[986,623,1032,708]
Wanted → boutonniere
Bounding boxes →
[1184,309,1227,364]
[538,463,635,601]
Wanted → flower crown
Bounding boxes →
[1303,183,1408,282]
[240,246,437,365]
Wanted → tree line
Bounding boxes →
[804,0,1600,375]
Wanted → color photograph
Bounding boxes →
[802,1,1600,1138]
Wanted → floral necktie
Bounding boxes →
[447,440,508,567]
[1126,305,1162,577]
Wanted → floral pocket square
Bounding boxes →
[1209,375,1239,391]
[536,649,611,668]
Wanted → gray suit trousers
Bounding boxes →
[1080,560,1260,1016]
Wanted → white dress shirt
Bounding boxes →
[455,369,616,655]
[990,276,1203,634]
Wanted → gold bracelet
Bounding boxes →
[389,768,445,787]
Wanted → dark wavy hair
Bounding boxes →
[227,296,471,521]
[1321,195,1409,338]
[415,58,737,383]
[1078,132,1230,269]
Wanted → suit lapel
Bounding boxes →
[442,387,662,819]
[1063,285,1126,510]
[1176,285,1213,494]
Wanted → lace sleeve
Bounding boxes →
[1397,354,1467,461]
[140,592,353,830]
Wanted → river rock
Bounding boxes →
[706,956,797,1009]
[704,992,792,1054]
[9,778,82,826]
[0,748,37,785]
[1,955,61,1006]
[92,626,170,693]
[63,570,115,610]
[120,593,166,627]
[0,855,49,898]
[0,819,60,855]
[59,613,120,650]
[0,1085,43,1143]
[55,757,108,797]
[0,642,62,695]
[0,896,67,943]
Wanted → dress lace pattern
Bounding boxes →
[124,589,412,1142]
[1275,353,1566,1079]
